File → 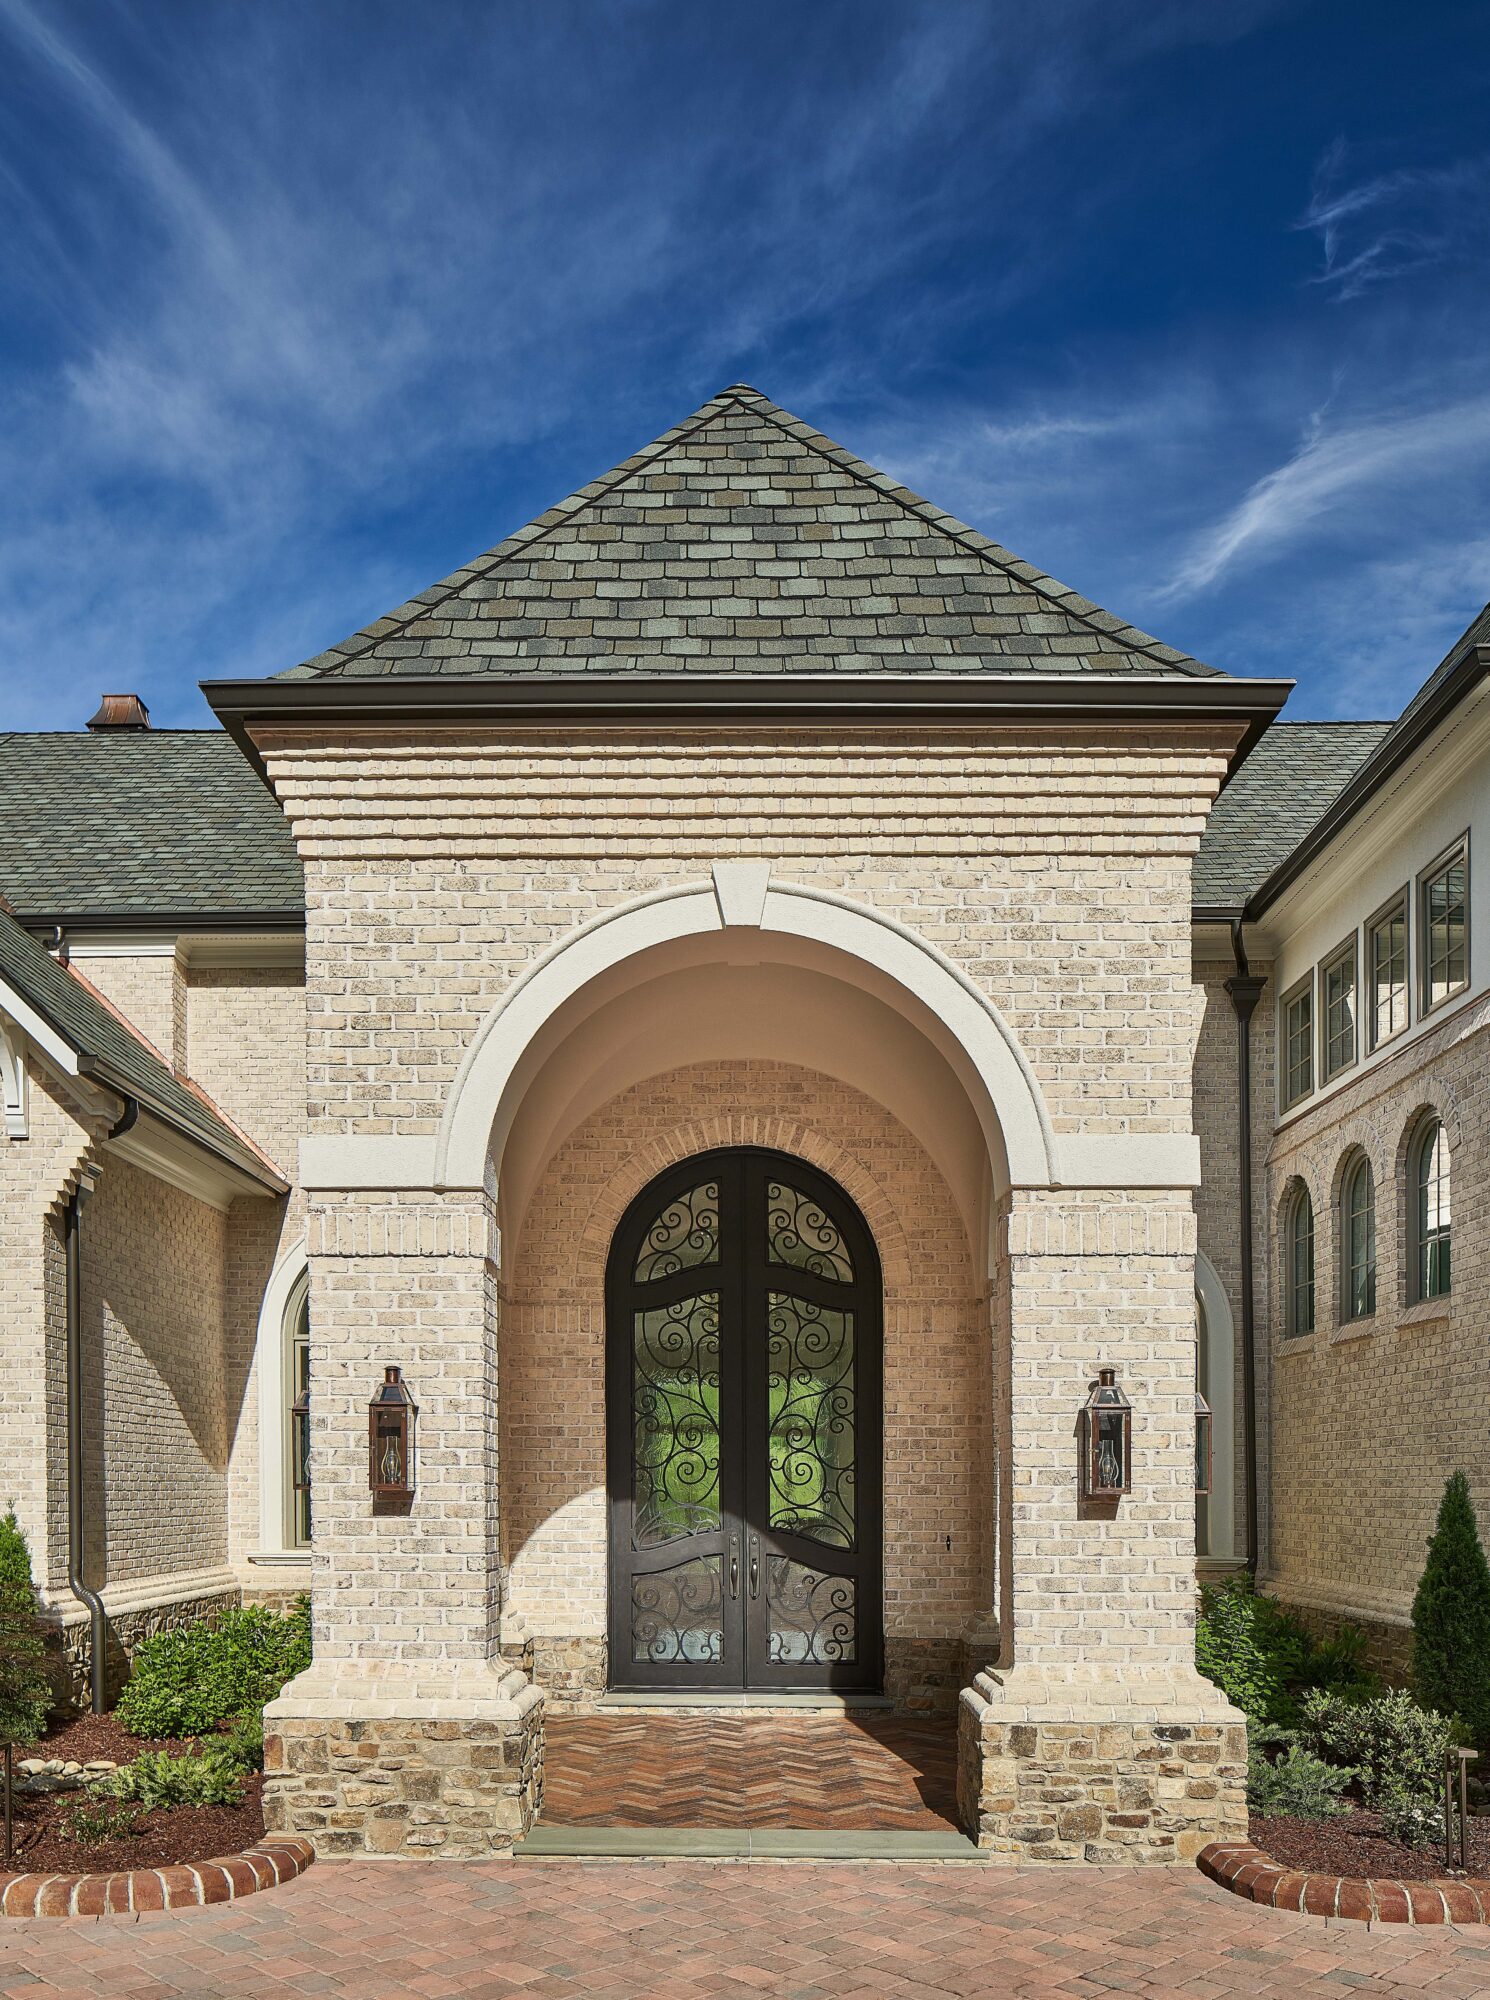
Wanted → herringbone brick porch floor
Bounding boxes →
[540,1714,960,1828]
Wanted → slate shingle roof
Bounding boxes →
[0,731,303,921]
[283,385,1221,682]
[0,905,287,1185]
[1193,722,1393,910]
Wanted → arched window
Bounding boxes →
[1284,1185,1315,1337]
[1412,1118,1452,1302]
[287,1283,311,1548]
[1340,1155,1376,1321]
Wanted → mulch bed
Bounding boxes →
[1252,1807,1490,1883]
[3,1713,264,1875]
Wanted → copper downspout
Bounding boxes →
[1225,920,1265,1575]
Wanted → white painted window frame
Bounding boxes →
[249,1242,312,1566]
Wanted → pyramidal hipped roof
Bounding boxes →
[281,385,1221,683]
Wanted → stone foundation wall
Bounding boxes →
[957,1671,1247,1863]
[45,1582,241,1709]
[264,1662,544,1859]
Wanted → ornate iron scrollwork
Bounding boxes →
[632,1295,721,1548]
[631,1556,724,1664]
[766,1292,855,1548]
[635,1180,721,1282]
[766,1181,854,1282]
[766,1556,857,1664]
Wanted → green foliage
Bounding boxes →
[64,1797,141,1847]
[1297,1688,1453,1812]
[115,1597,309,1738]
[1247,1735,1355,1820]
[0,1508,51,1747]
[1378,1788,1446,1850]
[1196,1577,1379,1725]
[218,1708,265,1774]
[1411,1471,1490,1752]
[104,1744,247,1811]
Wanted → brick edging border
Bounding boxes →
[1199,1839,1490,1924]
[0,1835,314,1918]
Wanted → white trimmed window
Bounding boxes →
[1340,1154,1375,1322]
[1411,1118,1452,1303]
[1366,892,1409,1051]
[1282,976,1314,1109]
[1420,840,1469,1014]
[288,1286,311,1548]
[1284,1185,1315,1337]
[1321,938,1357,1082]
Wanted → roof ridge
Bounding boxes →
[293,385,1219,681]
[297,389,745,678]
[724,386,1216,678]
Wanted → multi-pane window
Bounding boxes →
[1413,1118,1452,1302]
[1285,1186,1315,1336]
[1322,940,1357,1080]
[1282,978,1314,1108]
[289,1290,311,1548]
[1420,844,1468,1012]
[1340,1155,1375,1321]
[1367,895,1409,1050]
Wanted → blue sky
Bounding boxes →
[1,0,1487,728]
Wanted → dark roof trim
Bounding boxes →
[16,908,306,935]
[1247,643,1490,919]
[205,671,1292,777]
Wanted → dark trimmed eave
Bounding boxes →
[203,670,1294,786]
[15,907,306,936]
[1245,642,1490,920]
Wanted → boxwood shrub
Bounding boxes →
[115,1597,310,1738]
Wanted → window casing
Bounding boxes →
[1420,841,1469,1015]
[1340,1155,1375,1321]
[1284,1187,1315,1337]
[288,1289,311,1548]
[1321,939,1358,1081]
[1412,1119,1452,1303]
[1282,977,1314,1109]
[1367,893,1409,1051]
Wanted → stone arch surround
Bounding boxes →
[498,1058,988,1712]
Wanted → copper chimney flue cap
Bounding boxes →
[87,693,151,731]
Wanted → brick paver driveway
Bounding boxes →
[6,1859,1490,1998]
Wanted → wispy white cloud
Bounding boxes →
[1160,393,1490,600]
[1300,138,1490,301]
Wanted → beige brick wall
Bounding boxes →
[500,1058,987,1648]
[70,952,184,1070]
[263,722,1234,1142]
[271,718,1229,1683]
[1262,999,1490,1631]
[75,1156,230,1587]
[0,1068,101,1584]
[186,963,306,1563]
[1192,957,1276,1561]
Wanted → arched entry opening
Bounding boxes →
[606,1146,883,1695]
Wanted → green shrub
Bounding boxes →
[1247,1738,1355,1820]
[1411,1472,1490,1752]
[1378,1787,1446,1850]
[218,1708,265,1774]
[1298,1688,1452,1811]
[115,1597,309,1738]
[105,1746,246,1811]
[1197,1578,1380,1724]
[64,1798,141,1847]
[1196,1577,1312,1723]
[0,1507,51,1747]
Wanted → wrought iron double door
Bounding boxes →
[606,1148,883,1693]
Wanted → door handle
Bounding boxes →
[729,1535,739,1599]
[749,1535,760,1599]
